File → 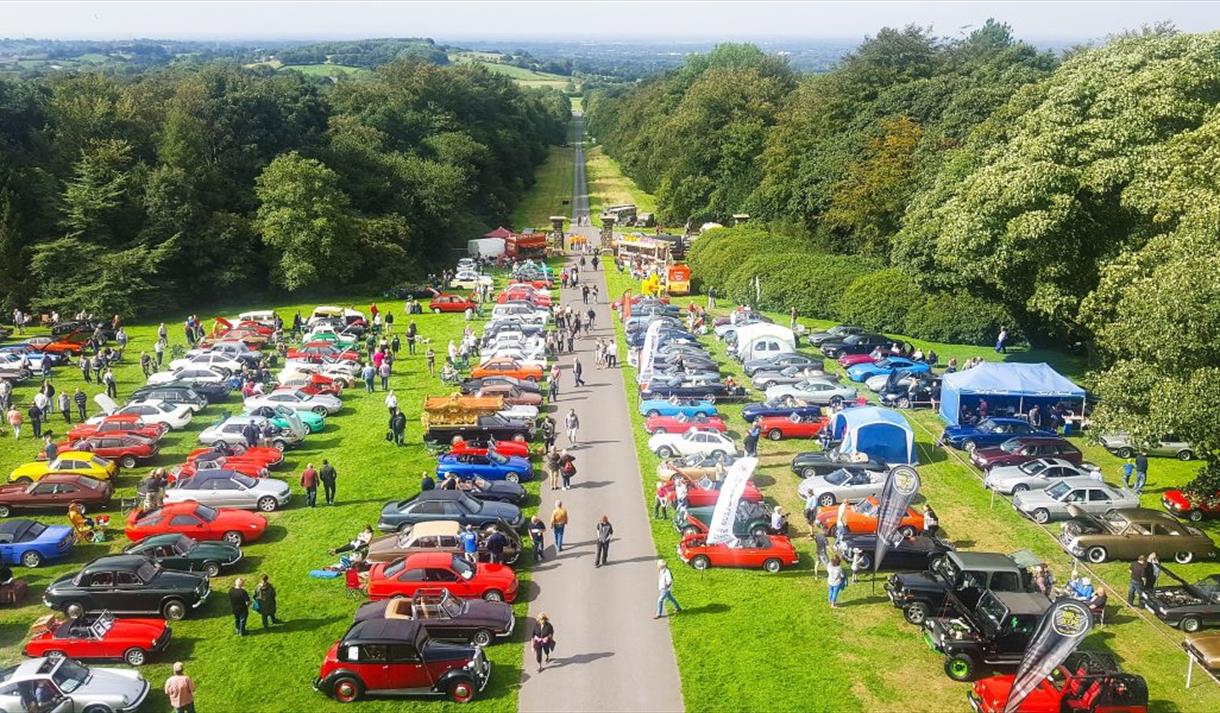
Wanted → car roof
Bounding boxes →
[343,617,424,644]
[133,533,186,546]
[991,591,1052,615]
[85,554,153,571]
[404,551,458,567]
[414,490,465,501]
[0,519,37,536]
[950,552,1019,570]
[411,521,462,537]
[182,470,241,484]
[1111,508,1176,521]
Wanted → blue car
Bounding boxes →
[940,417,1056,452]
[435,451,534,483]
[639,398,718,418]
[0,519,74,568]
[0,346,62,370]
[741,397,824,424]
[845,357,930,383]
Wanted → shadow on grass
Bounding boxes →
[164,634,199,660]
[275,614,346,633]
[672,602,729,616]
[258,526,289,545]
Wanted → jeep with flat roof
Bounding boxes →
[924,589,1051,681]
[885,551,1034,625]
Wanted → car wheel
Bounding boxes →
[203,561,222,578]
[222,530,244,546]
[681,525,700,537]
[120,455,137,469]
[830,396,843,407]
[398,522,412,534]
[1031,508,1050,525]
[1086,546,1108,564]
[163,599,187,621]
[768,429,783,441]
[945,653,978,682]
[903,602,929,625]
[472,628,494,646]
[64,602,86,619]
[763,558,782,573]
[1116,447,1135,459]
[257,496,278,512]
[694,411,708,418]
[332,675,364,703]
[82,706,113,713]
[214,440,228,450]
[898,525,916,538]
[21,550,41,568]
[273,439,288,451]
[1187,509,1204,523]
[1174,551,1195,565]
[124,647,147,666]
[898,397,911,409]
[0,505,10,518]
[646,410,660,417]
[650,428,666,436]
[817,493,836,507]
[505,473,520,484]
[433,308,442,314]
[855,553,873,570]
[963,440,977,453]
[45,649,66,660]
[802,467,818,479]
[448,678,477,704]
[690,555,710,571]
[1182,616,1203,633]
[1012,484,1029,493]
[656,446,674,458]
[14,477,31,485]
[1178,450,1195,461]
[483,589,504,602]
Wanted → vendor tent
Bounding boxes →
[829,406,916,465]
[938,362,1086,426]
[483,226,514,239]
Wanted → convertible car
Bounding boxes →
[845,356,930,383]
[797,467,887,506]
[638,398,718,418]
[743,352,821,377]
[657,452,738,481]
[678,533,799,573]
[741,396,822,424]
[941,417,1055,452]
[764,379,858,406]
[759,412,828,441]
[1161,487,1220,523]
[366,520,522,565]
[435,451,534,484]
[353,590,515,647]
[645,412,728,435]
[366,552,519,603]
[447,438,531,459]
[816,496,925,536]
[378,491,525,533]
[660,472,763,508]
[639,376,747,402]
[24,612,170,666]
[791,449,887,479]
[124,533,243,578]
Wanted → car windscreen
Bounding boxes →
[976,420,997,433]
[1018,461,1045,475]
[999,439,1023,454]
[440,596,465,617]
[384,558,408,577]
[488,451,508,465]
[451,557,475,579]
[175,536,197,554]
[1045,481,1072,500]
[20,522,46,540]
[53,658,90,693]
[231,473,258,488]
[823,470,851,486]
[853,500,877,517]
[932,555,961,582]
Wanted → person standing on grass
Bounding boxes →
[923,504,940,539]
[378,360,391,391]
[1143,552,1160,591]
[27,403,42,439]
[407,321,417,355]
[43,435,57,462]
[164,662,197,713]
[420,472,435,491]
[550,501,568,553]
[361,362,375,393]
[319,459,337,505]
[57,392,71,424]
[79,354,92,383]
[103,368,117,398]
[460,525,479,563]
[594,515,614,567]
[6,406,20,440]
[390,408,407,446]
[743,423,760,458]
[230,578,251,636]
[33,390,49,423]
[531,614,556,672]
[655,560,681,619]
[486,528,508,564]
[564,408,579,446]
[425,347,436,376]
[73,388,87,422]
[654,480,669,520]
[139,352,152,378]
[391,334,401,356]
[253,574,280,628]
[826,555,846,608]
[1128,555,1147,606]
[812,524,830,579]
[790,306,798,330]
[1134,453,1149,494]
[384,391,398,417]
[300,463,319,507]
[529,516,547,562]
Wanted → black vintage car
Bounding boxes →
[819,333,892,359]
[639,376,747,402]
[923,590,1051,681]
[1140,569,1220,632]
[675,502,772,538]
[378,491,525,533]
[835,533,955,572]
[878,371,941,410]
[791,449,887,479]
[353,589,514,647]
[123,533,242,578]
[128,384,209,410]
[806,325,867,347]
[885,551,1034,625]
[44,555,210,620]
[424,415,534,445]
[448,476,526,505]
[157,379,232,403]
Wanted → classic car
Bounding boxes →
[970,437,1083,470]
[1139,568,1220,632]
[447,438,531,459]
[806,325,867,347]
[164,470,291,512]
[24,611,170,666]
[1161,488,1220,523]
[378,491,525,533]
[941,418,1056,452]
[1097,433,1195,460]
[386,283,440,300]
[429,293,479,314]
[146,364,229,387]
[0,519,74,568]
[649,428,738,460]
[277,370,344,396]
[10,452,118,484]
[834,533,954,572]
[125,501,268,546]
[29,331,91,355]
[285,341,360,363]
[314,618,491,704]
[638,397,718,418]
[245,388,341,415]
[0,657,150,712]
[124,533,242,578]
[87,398,194,430]
[838,352,883,368]
[968,652,1149,713]
[367,552,519,603]
[791,449,887,479]
[741,395,822,424]
[674,502,772,538]
[436,476,526,505]
[645,412,728,436]
[678,533,799,572]
[924,590,1051,681]
[128,383,210,410]
[44,555,210,621]
[183,339,261,366]
[471,383,542,407]
[1059,508,1216,563]
[169,457,268,483]
[796,467,887,506]
[168,351,245,374]
[1184,631,1220,673]
[0,355,33,382]
[67,416,167,443]
[0,475,113,518]
[657,452,738,482]
[469,358,544,382]
[638,376,746,402]
[660,472,763,508]
[245,404,320,435]
[885,551,1034,625]
[1013,478,1140,524]
[366,520,523,565]
[186,444,284,469]
[353,589,514,646]
[460,376,542,396]
[424,414,534,444]
[751,364,836,390]
[878,372,940,409]
[984,458,1101,495]
[759,412,828,441]
[816,496,925,537]
[278,360,360,386]
[435,451,534,484]
[301,326,360,350]
[1,344,66,368]
[41,434,158,470]
[846,356,930,383]
[198,414,300,451]
[764,379,858,406]
[819,332,892,359]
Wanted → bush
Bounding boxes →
[902,291,1016,346]
[773,254,882,321]
[836,269,923,333]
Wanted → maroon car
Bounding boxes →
[0,474,114,518]
[970,436,1082,470]
[40,435,159,469]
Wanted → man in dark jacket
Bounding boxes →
[27,404,42,439]
[73,388,88,422]
[389,409,407,446]
[299,463,319,507]
[319,460,338,505]
[241,422,260,448]
[594,515,614,567]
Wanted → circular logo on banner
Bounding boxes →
[891,466,919,497]
[1051,602,1091,638]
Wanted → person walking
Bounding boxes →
[7,406,21,439]
[541,416,556,452]
[572,357,585,387]
[995,327,1009,354]
[57,392,71,424]
[531,614,556,672]
[406,321,418,355]
[300,463,319,507]
[826,555,846,608]
[1133,453,1149,494]
[319,459,338,505]
[743,423,760,458]
[361,363,375,393]
[79,354,92,383]
[72,387,87,422]
[230,578,251,636]
[550,501,568,553]
[164,662,197,713]
[654,480,669,520]
[390,408,407,446]
[384,391,398,417]
[594,515,614,567]
[564,408,579,446]
[1127,555,1147,606]
[378,360,391,391]
[559,450,576,490]
[425,346,436,376]
[707,286,716,309]
[655,559,681,619]
[103,368,117,398]
[253,574,280,628]
[546,448,561,491]
[1143,552,1161,591]
[528,516,547,562]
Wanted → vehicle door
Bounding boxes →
[385,640,431,690]
[169,512,208,538]
[1084,489,1115,515]
[29,482,62,510]
[208,478,243,507]
[424,566,465,596]
[1060,487,1088,514]
[349,644,390,690]
[407,500,448,524]
[0,531,14,564]
[153,542,189,571]
[956,570,989,611]
[114,568,154,613]
[84,570,118,610]
[996,614,1039,655]
[0,681,74,713]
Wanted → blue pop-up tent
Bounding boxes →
[829,406,916,465]
[938,362,1086,426]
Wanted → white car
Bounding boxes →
[282,358,361,378]
[198,414,299,450]
[88,396,194,430]
[146,365,230,387]
[499,404,539,421]
[796,467,887,507]
[0,656,149,713]
[648,428,738,460]
[984,458,1102,495]
[245,389,341,415]
[491,304,548,323]
[186,340,257,360]
[450,270,482,289]
[169,351,245,374]
[165,470,292,512]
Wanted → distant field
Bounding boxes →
[584,145,658,226]
[510,144,575,230]
[279,63,369,77]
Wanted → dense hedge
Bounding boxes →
[903,291,1015,345]
[835,269,924,333]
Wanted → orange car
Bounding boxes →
[30,331,90,355]
[815,496,925,537]
[470,358,543,382]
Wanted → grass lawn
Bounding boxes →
[509,145,574,231]
[0,282,549,711]
[584,146,657,227]
[601,267,1220,712]
[279,63,369,78]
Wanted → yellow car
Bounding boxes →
[9,451,118,484]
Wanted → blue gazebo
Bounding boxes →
[938,362,1086,426]
[829,406,917,465]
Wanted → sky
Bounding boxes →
[4,1,1220,42]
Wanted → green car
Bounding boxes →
[124,533,242,577]
[673,502,772,538]
[246,404,324,434]
[303,329,359,350]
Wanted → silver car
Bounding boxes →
[796,467,886,506]
[1098,433,1195,461]
[1012,477,1140,524]
[244,389,341,415]
[751,365,837,390]
[198,414,299,451]
[0,656,149,713]
[165,470,291,512]
[765,379,858,406]
[984,458,1101,495]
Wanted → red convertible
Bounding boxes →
[40,435,158,469]
[448,439,531,459]
[24,612,170,666]
[366,552,519,603]
[759,413,829,441]
[645,413,728,435]
[969,652,1147,713]
[169,457,269,483]
[497,288,551,307]
[0,474,113,518]
[126,501,268,546]
[678,533,799,573]
[286,341,360,363]
[186,445,284,469]
[1161,488,1220,523]
[837,353,879,368]
[279,371,344,396]
[68,416,167,443]
[429,294,479,314]
[662,473,763,508]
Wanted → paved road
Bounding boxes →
[517,115,684,712]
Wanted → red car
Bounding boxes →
[970,437,1084,470]
[24,612,170,666]
[447,439,531,459]
[678,533,799,573]
[30,331,91,355]
[968,652,1148,713]
[645,413,728,435]
[39,435,158,469]
[661,473,763,508]
[758,413,829,441]
[816,496,925,536]
[68,416,166,443]
[186,445,284,469]
[1161,489,1220,522]
[125,501,267,546]
[837,353,878,368]
[168,457,269,484]
[511,278,551,290]
[283,371,343,396]
[429,294,478,313]
[0,474,113,518]
[286,342,359,362]
[366,552,519,603]
[497,289,551,307]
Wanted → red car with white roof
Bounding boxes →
[645,412,728,435]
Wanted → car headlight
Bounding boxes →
[120,695,129,705]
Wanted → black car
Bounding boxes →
[128,384,209,410]
[448,476,526,505]
[1140,568,1220,632]
[160,379,232,403]
[819,333,892,359]
[923,590,1051,681]
[791,449,887,479]
[353,589,515,646]
[52,321,115,341]
[385,283,439,300]
[878,371,941,410]
[884,551,1033,625]
[378,491,525,533]
[835,533,955,572]
[424,414,534,444]
[742,352,820,377]
[806,325,866,347]
[639,377,746,402]
[459,376,542,395]
[44,555,211,621]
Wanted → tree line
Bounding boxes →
[0,59,570,317]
